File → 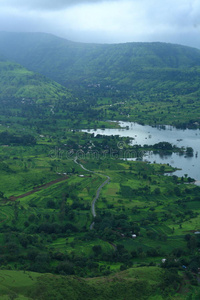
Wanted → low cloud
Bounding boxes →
[1,0,117,11]
[0,0,199,48]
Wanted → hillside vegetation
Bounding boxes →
[0,32,200,299]
[0,56,70,103]
[0,32,200,128]
[0,268,198,300]
[1,32,200,88]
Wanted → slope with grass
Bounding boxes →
[0,56,70,103]
[0,267,198,300]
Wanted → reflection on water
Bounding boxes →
[82,121,200,180]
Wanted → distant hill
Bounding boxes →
[1,32,200,128]
[0,55,70,102]
[0,32,200,92]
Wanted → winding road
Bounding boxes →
[74,157,110,229]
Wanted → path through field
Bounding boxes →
[7,158,110,230]
[74,157,110,229]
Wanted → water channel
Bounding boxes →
[82,121,200,182]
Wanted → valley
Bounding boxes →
[0,32,200,299]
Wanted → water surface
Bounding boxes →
[83,122,200,180]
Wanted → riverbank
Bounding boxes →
[82,121,200,180]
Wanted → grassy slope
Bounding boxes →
[0,57,70,103]
[0,268,199,300]
[0,269,155,300]
[0,268,176,300]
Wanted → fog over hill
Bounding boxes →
[0,31,200,111]
[0,32,200,91]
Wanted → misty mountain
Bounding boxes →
[0,32,200,84]
[0,32,200,106]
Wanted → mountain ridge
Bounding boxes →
[1,32,200,89]
[1,32,200,128]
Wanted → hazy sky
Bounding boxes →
[0,0,200,48]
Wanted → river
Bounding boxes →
[82,121,200,181]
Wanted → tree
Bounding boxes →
[186,147,193,157]
[92,245,102,255]
[0,191,4,199]
[174,187,181,196]
[46,199,56,209]
[28,214,36,222]
[19,234,29,248]
[161,269,182,292]
[187,236,197,251]
[56,261,75,275]
[154,187,161,195]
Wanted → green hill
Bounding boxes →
[1,32,200,128]
[0,56,70,103]
[0,267,196,300]
[1,32,200,300]
[0,32,200,91]
[1,31,200,126]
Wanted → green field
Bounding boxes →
[0,33,200,298]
